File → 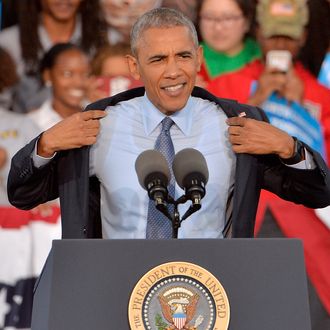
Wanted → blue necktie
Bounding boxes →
[146,117,175,239]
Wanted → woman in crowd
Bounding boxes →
[0,45,19,110]
[0,0,105,76]
[0,47,40,205]
[0,0,106,113]
[99,0,161,45]
[28,43,92,131]
[197,0,261,86]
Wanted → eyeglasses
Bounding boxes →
[200,14,243,28]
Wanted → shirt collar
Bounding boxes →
[141,93,195,136]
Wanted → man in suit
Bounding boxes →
[7,8,330,239]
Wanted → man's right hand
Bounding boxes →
[37,110,107,158]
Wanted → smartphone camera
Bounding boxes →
[266,50,292,73]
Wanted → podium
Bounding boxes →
[31,239,311,330]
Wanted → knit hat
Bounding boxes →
[256,0,309,39]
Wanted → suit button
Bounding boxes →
[83,227,87,235]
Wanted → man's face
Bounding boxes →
[257,28,306,60]
[127,26,202,115]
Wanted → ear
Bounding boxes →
[126,55,141,80]
[196,46,203,72]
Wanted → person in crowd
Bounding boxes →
[162,0,199,23]
[300,0,330,88]
[91,43,132,78]
[99,0,198,46]
[27,43,93,131]
[100,0,161,45]
[0,46,19,110]
[90,43,142,96]
[196,0,261,86]
[208,0,330,163]
[0,47,40,205]
[0,115,40,206]
[0,0,106,113]
[0,0,105,76]
[7,8,330,241]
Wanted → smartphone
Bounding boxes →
[266,50,292,73]
[97,75,143,96]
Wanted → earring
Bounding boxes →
[45,80,52,88]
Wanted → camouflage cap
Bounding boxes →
[256,0,309,39]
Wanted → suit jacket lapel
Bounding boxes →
[214,99,255,236]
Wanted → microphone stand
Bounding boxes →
[165,195,201,239]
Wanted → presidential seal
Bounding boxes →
[128,261,230,330]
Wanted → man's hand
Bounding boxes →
[0,147,7,169]
[227,116,295,159]
[37,110,107,157]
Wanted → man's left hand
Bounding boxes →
[227,117,295,159]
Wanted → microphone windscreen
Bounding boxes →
[135,150,170,189]
[172,148,209,188]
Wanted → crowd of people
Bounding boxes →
[0,0,329,329]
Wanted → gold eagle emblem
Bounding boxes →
[157,286,203,330]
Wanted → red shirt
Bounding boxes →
[207,59,330,164]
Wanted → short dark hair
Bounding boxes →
[40,43,85,73]
[0,47,18,92]
[130,7,199,57]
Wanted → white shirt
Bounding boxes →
[0,19,82,76]
[0,108,40,205]
[28,100,63,132]
[90,94,236,239]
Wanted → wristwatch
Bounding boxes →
[280,137,305,165]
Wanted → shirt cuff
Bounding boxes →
[32,138,56,168]
[285,148,316,170]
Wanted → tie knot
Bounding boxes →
[162,117,174,132]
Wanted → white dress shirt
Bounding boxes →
[90,94,236,239]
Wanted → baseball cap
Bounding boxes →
[256,0,309,39]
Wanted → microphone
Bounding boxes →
[135,150,172,218]
[172,148,209,220]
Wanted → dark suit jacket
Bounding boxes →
[7,87,330,238]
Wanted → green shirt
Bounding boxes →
[202,37,261,78]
